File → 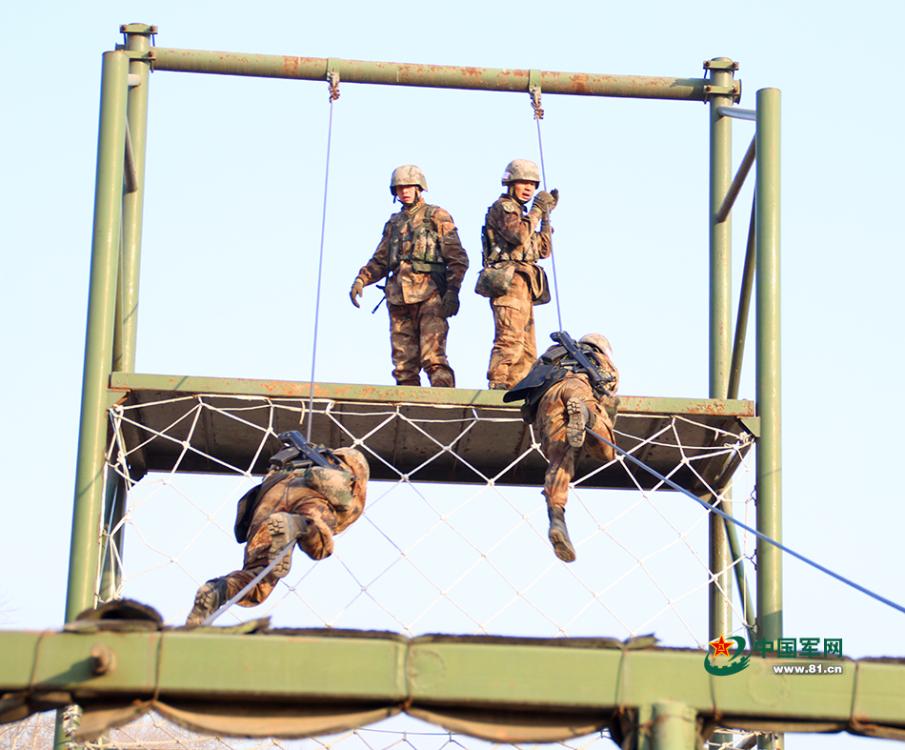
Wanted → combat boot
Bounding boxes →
[566,397,589,448]
[267,512,310,578]
[186,577,228,625]
[547,506,576,562]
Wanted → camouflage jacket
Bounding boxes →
[356,199,468,305]
[507,344,619,424]
[233,447,369,543]
[482,194,552,266]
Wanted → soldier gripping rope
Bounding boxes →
[504,331,619,562]
[185,433,370,625]
[350,165,468,387]
[477,159,558,389]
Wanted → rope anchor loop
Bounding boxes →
[326,60,340,102]
[528,69,544,120]
[530,86,544,120]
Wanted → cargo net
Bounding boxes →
[90,392,756,747]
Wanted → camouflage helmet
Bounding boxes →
[333,447,371,484]
[390,164,428,195]
[501,159,540,186]
[579,333,613,359]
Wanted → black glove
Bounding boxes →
[441,289,460,318]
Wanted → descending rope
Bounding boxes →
[530,82,564,331]
[207,71,341,623]
[305,70,340,442]
[201,541,295,626]
[585,427,905,618]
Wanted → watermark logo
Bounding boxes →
[704,634,750,675]
[704,636,844,676]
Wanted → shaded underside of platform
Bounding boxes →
[109,373,756,492]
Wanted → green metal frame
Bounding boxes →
[10,631,905,737]
[32,24,787,749]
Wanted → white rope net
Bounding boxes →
[62,393,760,747]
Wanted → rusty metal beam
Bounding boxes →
[148,47,733,102]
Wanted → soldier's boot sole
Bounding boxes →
[267,512,308,579]
[566,397,589,449]
[186,579,225,626]
[547,507,577,563]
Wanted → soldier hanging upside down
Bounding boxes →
[350,164,468,387]
[185,434,369,625]
[504,332,619,563]
[477,159,558,389]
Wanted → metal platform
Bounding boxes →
[108,373,756,492]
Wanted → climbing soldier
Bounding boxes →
[350,165,468,387]
[186,435,370,624]
[477,159,558,389]
[504,332,619,562]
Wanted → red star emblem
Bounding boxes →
[710,634,733,657]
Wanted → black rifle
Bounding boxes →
[549,330,615,395]
[274,430,339,470]
[371,284,387,314]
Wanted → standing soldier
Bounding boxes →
[504,332,619,562]
[186,438,370,625]
[477,159,558,389]
[350,165,468,387]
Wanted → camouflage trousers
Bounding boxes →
[388,292,455,387]
[487,271,536,389]
[218,475,364,608]
[535,374,616,509]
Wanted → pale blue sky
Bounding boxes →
[2,2,903,747]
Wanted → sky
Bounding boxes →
[2,1,904,748]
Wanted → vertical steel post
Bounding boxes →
[651,702,698,750]
[64,50,129,622]
[755,88,782,750]
[707,57,735,643]
[98,477,125,601]
[755,87,782,641]
[101,24,153,602]
[115,23,153,373]
[55,50,129,750]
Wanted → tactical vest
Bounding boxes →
[232,464,355,543]
[504,344,614,424]
[481,199,543,265]
[388,205,445,274]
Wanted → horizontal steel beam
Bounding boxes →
[2,629,903,731]
[108,372,756,417]
[149,48,723,102]
[718,106,756,121]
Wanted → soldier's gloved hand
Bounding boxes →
[349,279,364,308]
[532,190,558,214]
[441,289,460,318]
[550,188,559,207]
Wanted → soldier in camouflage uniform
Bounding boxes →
[186,446,369,624]
[477,159,558,389]
[504,333,619,562]
[350,165,468,387]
